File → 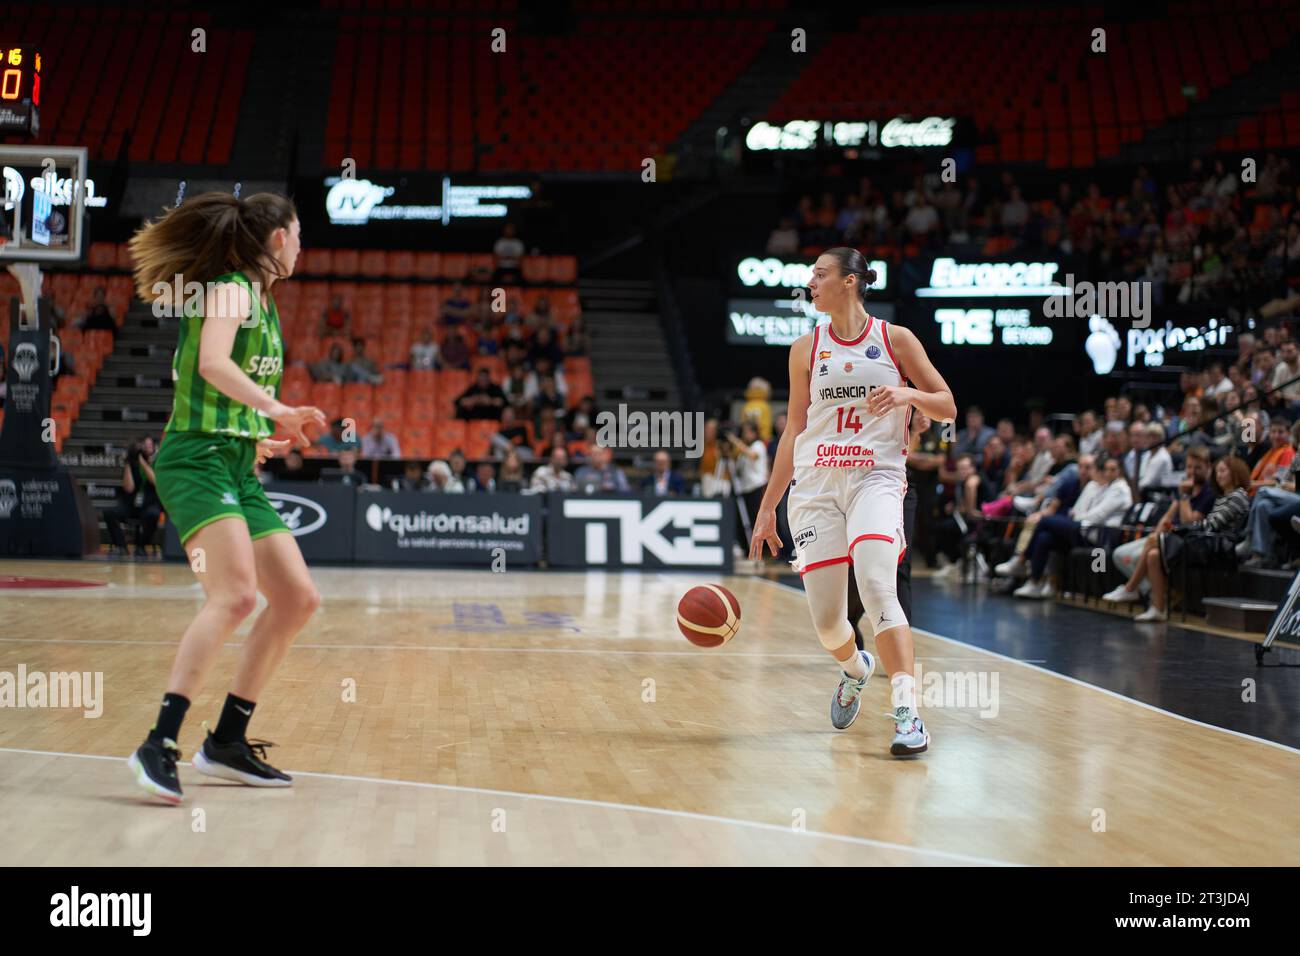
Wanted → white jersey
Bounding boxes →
[792,316,909,472]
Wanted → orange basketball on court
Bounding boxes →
[677,585,741,647]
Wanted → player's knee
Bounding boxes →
[294,582,322,620]
[813,615,853,652]
[269,578,320,621]
[215,585,259,622]
[857,575,905,635]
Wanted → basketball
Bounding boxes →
[677,584,741,647]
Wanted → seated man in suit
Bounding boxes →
[642,449,686,497]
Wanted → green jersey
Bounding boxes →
[165,271,284,440]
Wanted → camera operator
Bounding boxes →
[105,435,163,559]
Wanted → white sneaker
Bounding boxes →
[1134,605,1167,622]
[994,554,1027,577]
[933,561,961,580]
[1008,574,1040,598]
[1103,585,1140,603]
[1012,495,1037,513]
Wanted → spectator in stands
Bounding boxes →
[953,405,995,457]
[1241,453,1300,568]
[979,434,1010,492]
[1136,455,1251,622]
[502,363,533,416]
[533,410,562,459]
[996,450,1091,579]
[525,295,552,333]
[1168,395,1202,442]
[528,326,565,370]
[932,454,992,576]
[643,449,686,497]
[311,343,349,383]
[316,417,361,453]
[573,444,630,494]
[1125,421,1175,490]
[448,450,470,488]
[1001,186,1029,236]
[320,294,351,338]
[1100,420,1130,466]
[426,460,465,493]
[529,355,568,404]
[105,436,161,559]
[767,216,800,256]
[529,446,576,493]
[904,195,940,245]
[979,436,1033,517]
[1013,455,1132,600]
[1270,340,1300,409]
[493,223,525,284]
[78,286,117,337]
[279,449,308,481]
[392,462,428,492]
[532,375,567,430]
[442,283,472,326]
[468,461,498,493]
[441,329,471,371]
[473,312,501,357]
[498,451,526,493]
[1249,349,1275,390]
[561,311,588,355]
[1203,362,1233,398]
[346,338,383,385]
[410,327,439,371]
[492,406,532,458]
[456,368,507,421]
[332,449,369,487]
[1105,445,1215,603]
[1075,409,1103,457]
[360,420,402,458]
[1024,427,1056,485]
[1250,418,1295,492]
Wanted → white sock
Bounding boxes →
[839,650,867,680]
[890,673,917,712]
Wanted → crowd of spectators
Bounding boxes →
[768,155,1300,313]
[883,319,1300,621]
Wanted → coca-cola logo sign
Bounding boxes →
[746,116,957,151]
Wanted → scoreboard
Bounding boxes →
[0,45,40,137]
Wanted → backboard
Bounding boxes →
[0,144,88,264]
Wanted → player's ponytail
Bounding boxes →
[129,191,298,305]
[825,246,877,306]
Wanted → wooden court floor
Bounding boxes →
[1,558,1296,866]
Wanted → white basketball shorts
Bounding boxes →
[787,466,907,575]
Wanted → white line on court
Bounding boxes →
[760,577,1300,758]
[0,745,1016,867]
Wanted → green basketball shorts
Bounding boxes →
[154,431,288,545]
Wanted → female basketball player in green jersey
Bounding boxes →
[125,192,328,803]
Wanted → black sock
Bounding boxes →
[213,693,256,744]
[148,693,190,744]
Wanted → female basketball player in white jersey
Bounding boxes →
[749,248,955,755]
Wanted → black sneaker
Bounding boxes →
[127,737,184,804]
[192,731,293,787]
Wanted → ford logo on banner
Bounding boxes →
[268,491,328,536]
